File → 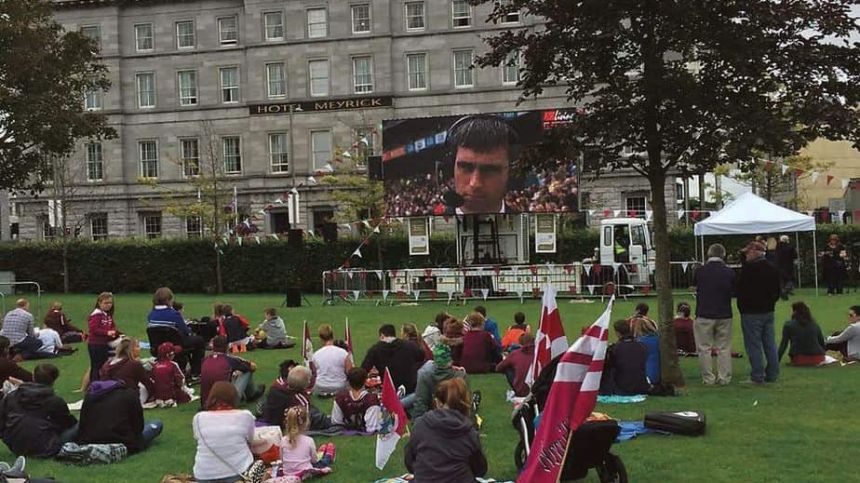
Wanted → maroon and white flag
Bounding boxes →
[518,296,615,483]
[526,284,569,387]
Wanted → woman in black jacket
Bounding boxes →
[404,378,487,483]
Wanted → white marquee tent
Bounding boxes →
[694,192,818,293]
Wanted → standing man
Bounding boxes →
[775,235,797,300]
[737,241,782,385]
[692,244,736,385]
[1,299,43,359]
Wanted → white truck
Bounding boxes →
[591,217,656,286]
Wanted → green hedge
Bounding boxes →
[0,224,856,293]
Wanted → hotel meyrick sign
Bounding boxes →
[249,96,393,115]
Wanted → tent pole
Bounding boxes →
[795,232,801,289]
[813,233,819,296]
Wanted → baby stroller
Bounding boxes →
[512,356,627,482]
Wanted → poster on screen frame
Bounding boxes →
[382,109,581,217]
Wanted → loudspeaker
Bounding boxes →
[288,229,303,248]
[321,222,338,243]
[368,155,383,180]
[286,287,302,308]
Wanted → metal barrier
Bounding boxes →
[0,282,43,319]
[322,261,700,304]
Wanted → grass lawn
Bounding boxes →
[1,289,858,482]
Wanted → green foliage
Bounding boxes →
[3,225,856,293]
[0,0,115,190]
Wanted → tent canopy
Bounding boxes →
[694,192,816,236]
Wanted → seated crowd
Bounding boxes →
[1,284,857,482]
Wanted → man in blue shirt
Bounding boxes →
[147,287,205,380]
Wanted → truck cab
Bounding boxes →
[597,218,655,285]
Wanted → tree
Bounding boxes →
[476,0,860,386]
[729,155,834,208]
[141,121,235,293]
[0,0,114,190]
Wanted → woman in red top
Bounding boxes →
[100,338,152,403]
[460,313,501,374]
[87,292,121,385]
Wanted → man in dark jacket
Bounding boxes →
[361,324,424,394]
[775,235,798,299]
[737,240,782,384]
[76,380,163,453]
[599,320,650,396]
[0,364,77,457]
[260,364,330,430]
[693,243,736,385]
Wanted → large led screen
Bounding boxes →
[382,109,580,217]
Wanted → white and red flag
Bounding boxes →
[345,317,354,360]
[301,320,314,366]
[526,284,569,387]
[518,296,615,483]
[375,368,408,469]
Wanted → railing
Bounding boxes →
[0,282,43,318]
[322,261,700,304]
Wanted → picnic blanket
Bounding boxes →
[616,421,670,442]
[597,394,647,404]
[373,477,513,483]
[68,395,199,411]
[56,442,128,465]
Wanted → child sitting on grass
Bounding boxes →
[278,406,336,480]
[501,312,530,351]
[255,308,293,349]
[599,319,650,396]
[331,368,380,433]
[150,342,191,407]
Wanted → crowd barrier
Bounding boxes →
[322,261,700,304]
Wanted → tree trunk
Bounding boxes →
[650,173,685,387]
[62,241,69,293]
[214,246,223,294]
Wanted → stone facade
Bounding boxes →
[13,0,675,241]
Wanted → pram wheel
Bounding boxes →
[595,453,627,483]
[514,439,526,470]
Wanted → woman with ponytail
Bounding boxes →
[278,405,336,480]
[405,378,487,483]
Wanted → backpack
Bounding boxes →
[644,410,706,436]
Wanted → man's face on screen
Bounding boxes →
[454,146,510,214]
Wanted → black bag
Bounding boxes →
[644,410,706,436]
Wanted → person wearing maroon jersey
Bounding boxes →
[331,368,380,433]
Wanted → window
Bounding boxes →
[406,53,427,90]
[218,16,238,45]
[266,63,286,98]
[142,212,162,239]
[177,70,198,106]
[269,133,289,173]
[270,211,290,234]
[84,89,103,110]
[631,224,646,246]
[307,8,328,38]
[186,216,202,238]
[134,23,154,51]
[499,0,520,23]
[136,72,156,108]
[220,67,239,103]
[405,2,425,30]
[264,12,284,40]
[90,214,108,241]
[176,20,195,48]
[352,56,373,94]
[222,136,242,174]
[452,1,472,28]
[351,4,371,33]
[502,52,520,85]
[308,60,329,97]
[625,196,647,217]
[453,50,474,88]
[313,208,335,235]
[139,140,159,178]
[311,131,332,170]
[81,25,101,50]
[180,138,199,177]
[85,142,103,181]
